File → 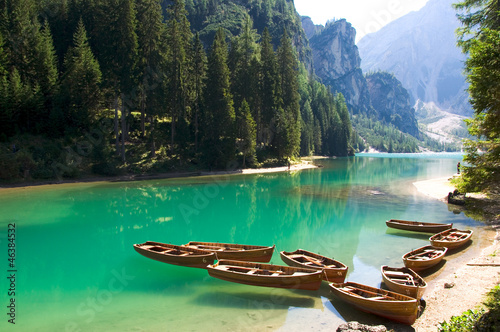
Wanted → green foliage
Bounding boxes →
[476,285,500,330]
[454,0,500,51]
[190,33,207,151]
[165,0,193,151]
[202,27,236,169]
[438,286,500,331]
[275,29,301,159]
[351,114,419,153]
[183,0,312,66]
[236,99,256,167]
[135,0,168,140]
[438,309,485,332]
[454,1,500,192]
[0,0,354,182]
[61,19,102,133]
[351,113,460,153]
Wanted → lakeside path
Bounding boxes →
[411,175,500,331]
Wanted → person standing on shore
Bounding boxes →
[457,162,461,174]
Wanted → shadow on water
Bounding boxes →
[385,229,433,241]
[193,290,316,309]
[285,281,333,299]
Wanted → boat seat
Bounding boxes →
[370,296,387,300]
[385,272,411,278]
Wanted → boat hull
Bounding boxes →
[429,229,473,249]
[134,242,215,268]
[280,249,348,283]
[183,241,274,262]
[329,282,419,325]
[386,219,452,233]
[402,245,447,272]
[381,266,427,299]
[207,260,323,290]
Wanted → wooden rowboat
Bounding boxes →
[402,245,447,272]
[386,219,452,233]
[182,241,275,262]
[381,266,427,299]
[206,259,323,290]
[429,229,473,249]
[280,249,348,283]
[133,241,215,268]
[329,282,419,325]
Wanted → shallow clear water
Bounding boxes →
[0,153,488,331]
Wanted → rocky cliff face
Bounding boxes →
[308,19,372,115]
[366,72,420,138]
[357,0,471,117]
[301,16,323,39]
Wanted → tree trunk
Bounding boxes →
[194,104,199,152]
[150,116,156,158]
[140,88,145,137]
[171,114,176,153]
[121,93,126,163]
[114,96,119,156]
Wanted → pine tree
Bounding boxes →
[237,99,256,167]
[1,0,40,82]
[135,0,167,138]
[61,19,102,132]
[259,27,278,146]
[1,0,59,134]
[202,27,235,169]
[1,68,33,137]
[276,29,300,159]
[230,14,259,108]
[335,93,352,156]
[190,33,207,152]
[454,0,500,191]
[0,31,6,135]
[90,0,138,161]
[165,0,192,152]
[300,99,314,156]
[35,20,59,132]
[0,30,6,77]
[455,0,500,51]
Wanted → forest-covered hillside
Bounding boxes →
[0,0,353,181]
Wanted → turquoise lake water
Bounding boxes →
[0,153,489,331]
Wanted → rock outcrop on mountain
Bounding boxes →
[301,16,323,39]
[366,72,420,138]
[308,19,372,115]
[357,0,471,117]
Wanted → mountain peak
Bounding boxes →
[357,0,471,116]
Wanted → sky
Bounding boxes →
[294,0,431,42]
